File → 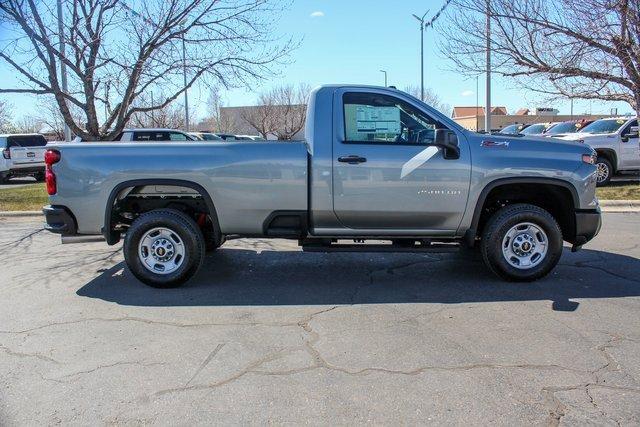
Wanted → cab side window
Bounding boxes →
[343,92,442,145]
[622,120,638,138]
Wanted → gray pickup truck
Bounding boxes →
[43,85,601,287]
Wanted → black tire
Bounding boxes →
[480,203,563,282]
[0,172,9,184]
[595,157,612,187]
[123,209,205,288]
[34,172,45,182]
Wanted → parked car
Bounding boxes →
[518,123,555,137]
[214,133,239,141]
[497,123,531,135]
[557,117,639,186]
[43,84,600,287]
[235,135,262,141]
[114,128,199,142]
[190,132,223,141]
[0,134,47,183]
[544,120,593,138]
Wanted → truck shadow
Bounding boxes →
[76,247,640,312]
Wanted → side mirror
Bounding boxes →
[629,125,639,138]
[434,129,460,160]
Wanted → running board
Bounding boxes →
[61,235,106,244]
[302,243,460,253]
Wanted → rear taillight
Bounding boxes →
[2,148,9,159]
[44,149,61,195]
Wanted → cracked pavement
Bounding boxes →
[0,213,639,425]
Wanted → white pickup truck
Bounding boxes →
[557,117,639,185]
[0,134,47,183]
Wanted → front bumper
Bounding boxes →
[43,205,77,235]
[573,207,602,247]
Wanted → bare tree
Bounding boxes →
[128,93,194,129]
[242,83,310,140]
[26,97,85,140]
[203,87,236,133]
[271,83,310,140]
[403,85,451,114]
[0,100,13,133]
[240,93,277,139]
[0,0,295,140]
[438,0,640,115]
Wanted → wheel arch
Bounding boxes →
[595,148,617,172]
[466,177,580,246]
[103,179,221,245]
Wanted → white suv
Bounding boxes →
[0,134,48,183]
[557,117,639,186]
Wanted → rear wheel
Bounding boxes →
[0,172,9,183]
[595,157,612,186]
[481,204,563,282]
[124,209,205,288]
[34,172,45,182]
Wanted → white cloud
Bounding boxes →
[461,90,474,97]
[310,11,325,18]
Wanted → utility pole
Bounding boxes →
[412,11,429,101]
[476,75,480,131]
[379,70,388,87]
[182,33,189,131]
[56,0,71,141]
[485,0,492,134]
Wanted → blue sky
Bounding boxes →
[0,0,633,120]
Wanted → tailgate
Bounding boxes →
[7,135,47,164]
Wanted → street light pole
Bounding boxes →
[412,11,429,101]
[182,33,189,131]
[56,0,71,141]
[379,70,388,87]
[485,0,492,134]
[476,75,480,131]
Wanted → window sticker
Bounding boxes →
[345,104,401,140]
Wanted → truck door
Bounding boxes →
[332,90,471,232]
[619,119,640,168]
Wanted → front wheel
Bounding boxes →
[480,204,563,282]
[123,209,205,288]
[595,158,612,186]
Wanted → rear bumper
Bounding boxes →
[43,205,77,235]
[573,207,602,246]
[6,165,45,174]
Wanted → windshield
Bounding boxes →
[520,124,548,135]
[201,133,222,141]
[579,119,626,134]
[499,124,524,135]
[547,122,581,134]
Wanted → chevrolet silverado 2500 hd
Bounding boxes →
[43,85,601,287]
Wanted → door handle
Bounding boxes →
[338,155,367,164]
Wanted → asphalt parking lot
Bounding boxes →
[1,213,639,425]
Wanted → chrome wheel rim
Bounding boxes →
[501,222,548,270]
[596,162,609,183]
[138,227,185,275]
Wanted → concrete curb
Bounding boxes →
[1,200,640,218]
[0,210,43,217]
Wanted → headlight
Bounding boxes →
[582,152,596,164]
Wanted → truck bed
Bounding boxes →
[48,140,309,235]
